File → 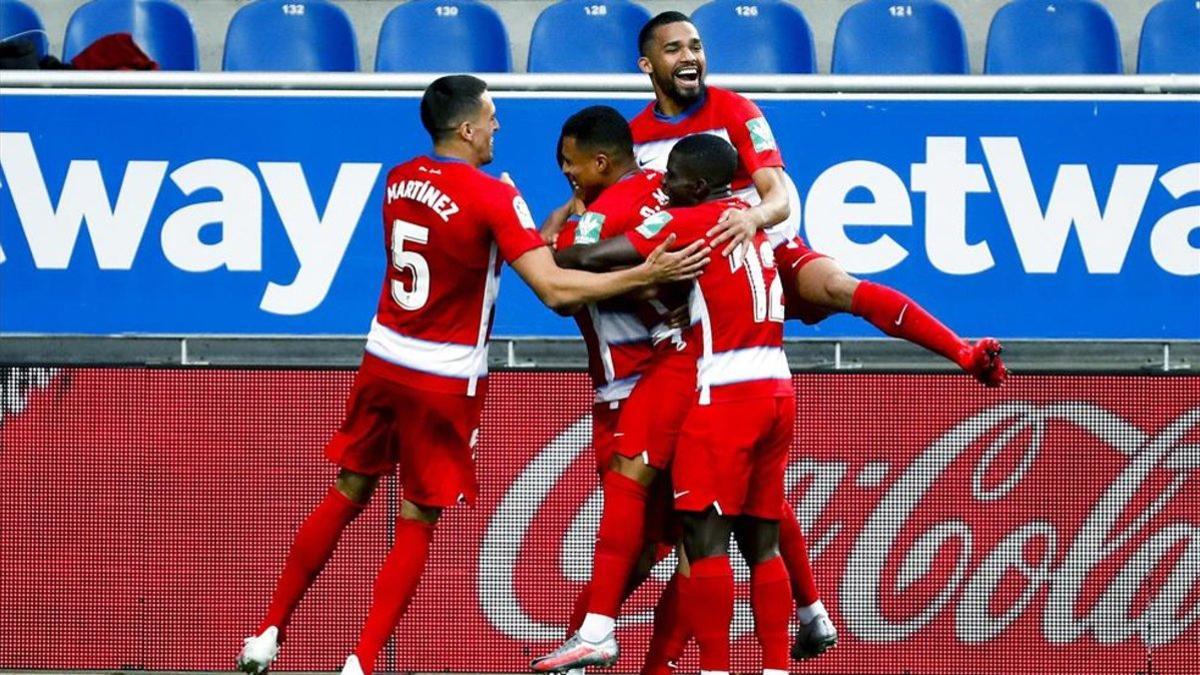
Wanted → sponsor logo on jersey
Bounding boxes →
[575,211,605,244]
[635,211,673,238]
[746,117,777,153]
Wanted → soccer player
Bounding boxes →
[547,134,798,675]
[234,75,710,675]
[625,11,1009,659]
[531,106,695,673]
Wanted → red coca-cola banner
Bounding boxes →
[0,367,1196,673]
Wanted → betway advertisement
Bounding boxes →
[0,369,1196,672]
[0,90,1197,338]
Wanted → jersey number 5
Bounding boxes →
[730,240,784,323]
[391,219,430,310]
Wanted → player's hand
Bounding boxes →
[708,206,760,257]
[540,196,586,246]
[665,303,691,329]
[960,337,1008,387]
[642,234,710,284]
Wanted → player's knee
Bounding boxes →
[400,499,442,524]
[823,270,859,312]
[681,509,732,562]
[610,453,657,486]
[335,469,379,505]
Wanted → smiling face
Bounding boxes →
[558,135,613,204]
[638,21,706,109]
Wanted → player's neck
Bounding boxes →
[705,187,733,202]
[654,94,687,118]
[430,142,479,168]
[612,159,639,179]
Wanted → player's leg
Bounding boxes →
[238,364,395,675]
[564,402,623,635]
[345,380,484,675]
[678,509,735,674]
[736,396,799,672]
[350,499,441,675]
[777,501,838,659]
[733,517,791,673]
[640,564,690,675]
[778,243,1006,385]
[533,355,694,672]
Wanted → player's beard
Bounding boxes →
[656,69,705,111]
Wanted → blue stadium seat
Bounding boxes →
[528,0,651,73]
[832,0,968,74]
[224,0,358,72]
[985,0,1122,74]
[1138,0,1200,74]
[691,0,815,74]
[63,0,197,70]
[0,0,48,58]
[376,0,510,72]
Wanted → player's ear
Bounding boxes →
[637,56,653,75]
[595,153,610,174]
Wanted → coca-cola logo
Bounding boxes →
[481,401,1200,649]
[0,367,59,424]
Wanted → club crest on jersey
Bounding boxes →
[746,117,777,153]
[512,196,537,230]
[576,212,605,244]
[636,211,673,238]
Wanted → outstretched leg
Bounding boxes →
[238,470,377,675]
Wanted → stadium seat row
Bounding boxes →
[2,0,1198,74]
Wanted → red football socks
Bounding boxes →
[587,471,649,618]
[751,556,794,670]
[354,517,435,675]
[259,485,366,635]
[642,572,689,675]
[778,500,821,608]
[850,280,968,368]
[568,583,590,634]
[683,556,734,672]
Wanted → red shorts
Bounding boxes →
[594,400,680,547]
[672,395,795,519]
[592,401,621,475]
[613,345,698,469]
[324,354,484,507]
[773,236,835,325]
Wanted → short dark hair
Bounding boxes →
[669,134,737,188]
[560,106,634,162]
[638,11,693,56]
[420,74,488,143]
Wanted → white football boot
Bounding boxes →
[236,626,279,675]
[340,654,365,675]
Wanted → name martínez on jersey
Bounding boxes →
[387,179,461,222]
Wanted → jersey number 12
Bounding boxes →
[730,240,784,323]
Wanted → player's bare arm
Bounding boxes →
[511,235,708,314]
[554,236,644,272]
[708,166,790,255]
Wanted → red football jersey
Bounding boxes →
[629,86,800,246]
[555,170,670,401]
[627,198,791,404]
[630,86,783,199]
[367,155,544,396]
